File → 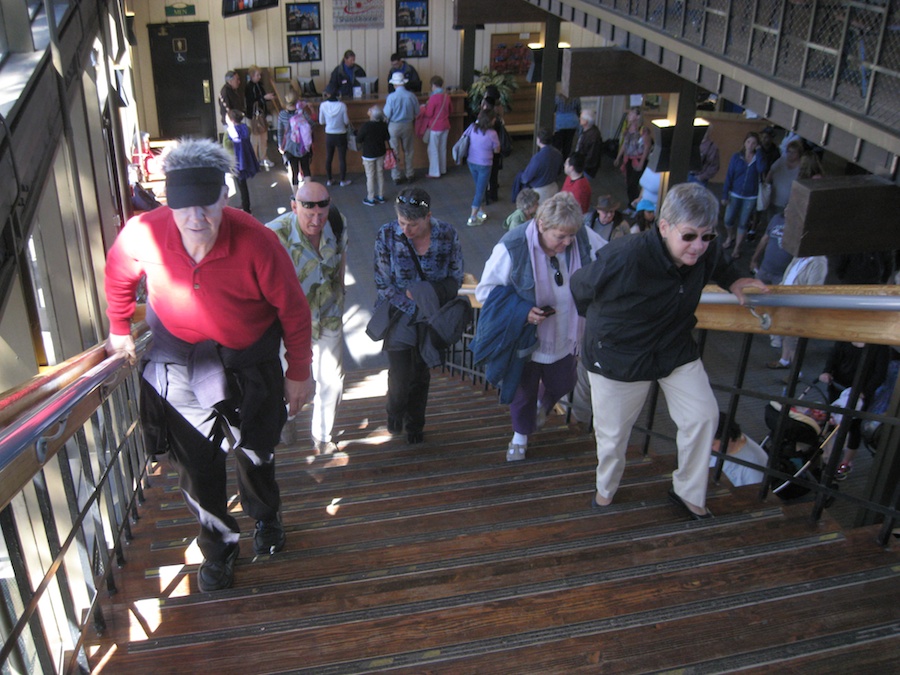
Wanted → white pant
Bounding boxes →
[310,327,344,444]
[589,358,717,508]
[427,129,448,177]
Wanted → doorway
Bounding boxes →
[147,22,217,139]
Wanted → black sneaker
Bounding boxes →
[197,543,239,592]
[253,517,286,555]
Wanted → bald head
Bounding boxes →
[292,181,331,240]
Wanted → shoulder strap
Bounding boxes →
[402,234,426,280]
[328,205,344,244]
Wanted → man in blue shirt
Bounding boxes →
[384,72,420,184]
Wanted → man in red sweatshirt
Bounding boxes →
[104,138,314,592]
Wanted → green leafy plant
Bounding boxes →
[467,69,519,114]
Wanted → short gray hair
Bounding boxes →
[658,182,719,231]
[580,109,595,125]
[224,70,237,82]
[536,192,583,233]
[162,137,233,175]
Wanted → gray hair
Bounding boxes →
[162,137,233,175]
[368,105,385,122]
[224,70,237,82]
[536,192,583,233]
[658,182,719,231]
[580,109,596,125]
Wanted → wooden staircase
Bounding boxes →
[86,369,900,673]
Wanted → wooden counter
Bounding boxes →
[299,92,468,176]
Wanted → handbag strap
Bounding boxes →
[427,94,447,132]
[401,233,427,280]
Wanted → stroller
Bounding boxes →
[762,382,838,500]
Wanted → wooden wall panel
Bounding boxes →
[782,176,900,257]
[129,2,610,137]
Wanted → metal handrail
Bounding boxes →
[0,332,151,473]
[0,328,152,673]
[705,291,900,312]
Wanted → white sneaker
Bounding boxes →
[466,217,479,227]
[340,180,352,187]
[476,211,488,222]
[506,443,526,462]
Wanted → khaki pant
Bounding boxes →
[589,358,717,508]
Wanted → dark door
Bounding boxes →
[147,22,217,139]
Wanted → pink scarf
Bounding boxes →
[526,220,585,354]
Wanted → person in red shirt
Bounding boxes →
[560,151,592,214]
[104,138,314,593]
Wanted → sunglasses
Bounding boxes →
[396,195,429,208]
[674,224,717,243]
[549,256,563,287]
[292,197,331,209]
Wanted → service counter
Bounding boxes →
[298,92,468,176]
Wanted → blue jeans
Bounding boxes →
[723,195,756,232]
[468,162,491,209]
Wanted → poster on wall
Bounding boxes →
[286,3,320,31]
[396,31,427,58]
[396,0,426,27]
[490,34,535,77]
[333,0,384,30]
[288,34,322,62]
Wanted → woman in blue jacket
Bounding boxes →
[721,132,766,258]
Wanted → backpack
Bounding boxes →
[328,205,344,247]
[288,111,313,154]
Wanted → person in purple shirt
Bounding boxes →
[465,111,500,227]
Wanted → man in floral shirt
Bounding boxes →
[266,180,347,455]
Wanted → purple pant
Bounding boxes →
[510,354,577,434]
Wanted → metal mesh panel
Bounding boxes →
[774,1,812,85]
[725,1,754,61]
[681,0,707,46]
[749,0,782,73]
[869,69,900,132]
[703,7,728,53]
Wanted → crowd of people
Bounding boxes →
[118,64,896,597]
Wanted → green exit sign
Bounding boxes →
[165,3,196,17]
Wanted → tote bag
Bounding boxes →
[452,125,473,165]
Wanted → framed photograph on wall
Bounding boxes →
[396,0,427,27]
[288,34,322,63]
[396,31,428,58]
[273,66,292,83]
[286,3,320,31]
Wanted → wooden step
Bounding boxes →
[86,368,900,673]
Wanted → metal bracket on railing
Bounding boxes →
[34,416,69,464]
[748,306,772,330]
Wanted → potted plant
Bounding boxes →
[467,69,518,114]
